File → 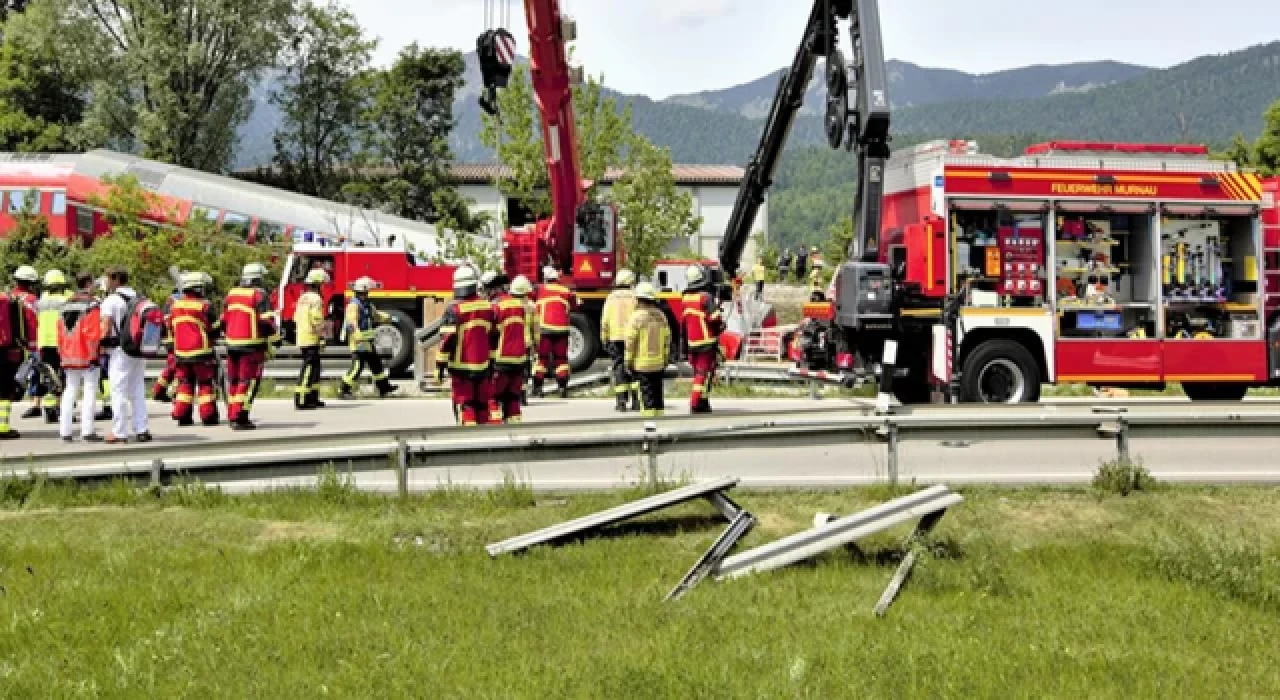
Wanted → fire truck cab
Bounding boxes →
[870,139,1274,402]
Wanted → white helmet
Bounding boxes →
[543,266,559,282]
[180,271,205,291]
[352,277,374,293]
[479,270,498,288]
[305,268,329,285]
[511,275,533,296]
[242,262,268,280]
[616,268,636,287]
[13,265,38,283]
[686,264,706,287]
[453,266,478,289]
[635,281,657,302]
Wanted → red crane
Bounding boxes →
[477,0,618,289]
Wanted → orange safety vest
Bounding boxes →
[492,293,529,368]
[535,283,576,335]
[681,291,721,351]
[168,295,216,361]
[57,296,103,370]
[437,296,496,376]
[221,286,275,349]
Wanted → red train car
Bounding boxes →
[0,153,78,241]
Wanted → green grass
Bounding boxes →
[3,476,1279,697]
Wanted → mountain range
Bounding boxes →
[233,40,1280,170]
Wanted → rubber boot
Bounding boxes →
[21,406,40,419]
[377,380,398,397]
[531,379,544,399]
[630,391,641,412]
[0,430,19,440]
[44,407,59,424]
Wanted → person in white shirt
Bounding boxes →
[99,267,151,443]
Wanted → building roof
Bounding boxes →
[235,162,746,187]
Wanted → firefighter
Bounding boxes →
[34,269,71,423]
[490,272,530,423]
[0,270,38,439]
[168,272,221,426]
[221,263,278,430]
[752,257,767,301]
[436,266,498,426]
[511,275,538,407]
[600,268,639,412]
[681,264,723,414]
[533,266,577,399]
[151,282,183,403]
[808,259,826,301]
[625,282,670,418]
[11,265,40,420]
[340,277,398,398]
[294,268,328,410]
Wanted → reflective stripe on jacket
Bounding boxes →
[681,292,722,350]
[437,296,497,375]
[221,286,276,349]
[625,306,670,373]
[36,290,70,348]
[294,291,326,348]
[492,294,529,367]
[535,283,576,335]
[168,295,216,361]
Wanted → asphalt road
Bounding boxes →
[10,397,1277,491]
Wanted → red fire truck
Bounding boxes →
[796,138,1276,402]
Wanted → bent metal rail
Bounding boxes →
[10,404,1280,488]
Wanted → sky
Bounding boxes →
[351,0,1280,99]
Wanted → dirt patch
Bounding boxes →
[755,510,802,535]
[993,497,1124,536]
[257,521,343,542]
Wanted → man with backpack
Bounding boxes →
[220,263,278,430]
[0,268,38,440]
[57,273,105,443]
[168,272,221,427]
[11,265,41,420]
[99,266,153,443]
[339,277,397,399]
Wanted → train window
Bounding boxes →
[256,220,286,244]
[7,190,32,213]
[52,192,66,215]
[221,212,251,240]
[193,205,221,223]
[75,208,94,234]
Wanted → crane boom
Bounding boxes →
[717,0,891,279]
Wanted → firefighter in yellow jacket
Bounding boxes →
[340,277,398,398]
[34,269,71,423]
[600,268,639,412]
[624,282,671,417]
[294,268,328,409]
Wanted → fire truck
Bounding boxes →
[701,0,1280,403]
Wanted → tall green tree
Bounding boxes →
[0,0,95,151]
[73,0,295,172]
[345,43,482,234]
[270,0,376,198]
[610,135,699,275]
[1254,99,1280,177]
[1216,133,1255,169]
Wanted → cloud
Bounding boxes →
[650,0,734,24]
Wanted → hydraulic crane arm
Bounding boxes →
[718,0,891,279]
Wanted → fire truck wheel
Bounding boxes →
[1180,382,1248,401]
[568,312,599,374]
[959,339,1040,404]
[375,309,416,377]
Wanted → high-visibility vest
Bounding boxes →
[221,286,276,349]
[294,291,325,347]
[36,290,70,349]
[492,293,529,368]
[625,306,670,373]
[437,296,496,375]
[600,289,637,343]
[168,295,215,361]
[57,297,103,370]
[535,283,575,335]
[681,291,721,351]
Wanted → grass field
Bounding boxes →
[4,476,1279,697]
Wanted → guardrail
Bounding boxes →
[15,404,1280,490]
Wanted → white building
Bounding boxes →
[449,163,766,265]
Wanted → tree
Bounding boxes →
[0,0,95,151]
[73,0,295,172]
[269,0,376,199]
[610,135,699,275]
[1217,133,1254,169]
[823,217,853,273]
[347,43,483,235]
[1254,99,1280,177]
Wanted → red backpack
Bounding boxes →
[116,292,165,358]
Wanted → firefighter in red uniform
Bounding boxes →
[533,266,578,399]
[220,263,278,431]
[150,283,183,403]
[681,264,723,414]
[11,265,41,420]
[0,270,38,439]
[490,273,530,423]
[168,272,221,426]
[436,267,499,426]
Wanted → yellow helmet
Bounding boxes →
[616,268,636,287]
[635,281,657,302]
[511,275,533,296]
[43,269,67,287]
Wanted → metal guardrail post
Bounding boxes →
[395,437,409,499]
[150,458,163,488]
[886,421,900,488]
[643,421,659,489]
[1115,414,1130,462]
